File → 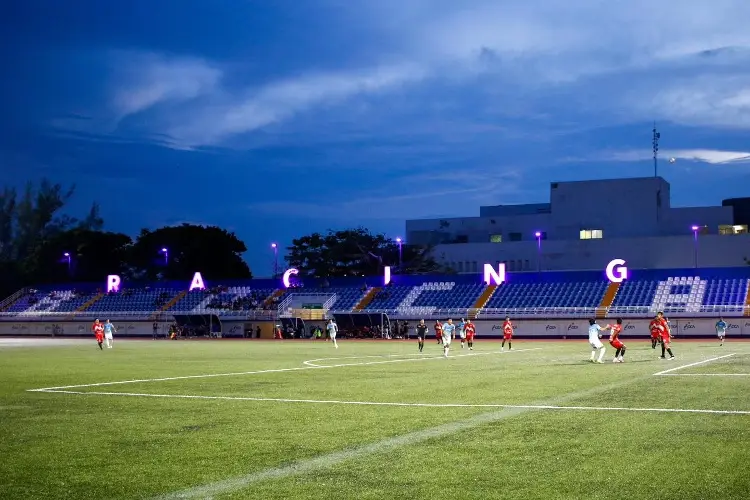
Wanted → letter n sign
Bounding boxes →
[483,263,506,285]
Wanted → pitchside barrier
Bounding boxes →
[1,318,748,339]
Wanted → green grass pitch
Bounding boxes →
[1,337,750,499]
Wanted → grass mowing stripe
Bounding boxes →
[26,348,542,391]
[151,371,669,500]
[32,389,750,415]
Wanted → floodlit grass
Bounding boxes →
[1,338,749,499]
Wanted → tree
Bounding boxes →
[286,227,442,278]
[127,224,252,281]
[25,229,132,284]
[0,179,103,297]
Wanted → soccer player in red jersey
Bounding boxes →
[501,316,513,351]
[92,319,104,350]
[434,320,443,344]
[465,320,476,350]
[657,311,675,360]
[649,316,661,349]
[607,318,626,362]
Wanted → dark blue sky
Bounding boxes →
[3,0,750,276]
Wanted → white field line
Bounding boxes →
[150,372,746,500]
[659,373,750,377]
[37,389,750,415]
[27,348,542,392]
[652,353,737,376]
[302,348,527,367]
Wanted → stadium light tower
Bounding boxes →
[534,232,542,272]
[691,225,699,268]
[160,247,169,265]
[63,252,71,272]
[396,238,403,270]
[271,243,278,278]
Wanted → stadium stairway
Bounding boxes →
[596,282,620,318]
[160,290,187,312]
[354,287,380,311]
[744,281,750,317]
[469,285,497,319]
[72,293,105,316]
[263,289,285,308]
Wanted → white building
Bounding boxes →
[406,177,750,272]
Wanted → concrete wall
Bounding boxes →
[2,318,747,339]
[433,233,750,271]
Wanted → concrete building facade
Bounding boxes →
[405,177,750,272]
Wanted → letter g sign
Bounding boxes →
[605,259,628,283]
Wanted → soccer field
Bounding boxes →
[2,338,750,500]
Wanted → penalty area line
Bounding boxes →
[30,389,750,415]
[302,347,541,367]
[26,347,542,392]
[652,353,737,376]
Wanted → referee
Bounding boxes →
[416,319,429,353]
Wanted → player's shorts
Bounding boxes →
[503,333,512,340]
[590,338,604,349]
[329,332,337,340]
[105,333,113,340]
[717,331,726,338]
[650,331,660,339]
[442,333,452,346]
[609,339,624,349]
[95,334,104,342]
[466,333,475,341]
[459,330,466,339]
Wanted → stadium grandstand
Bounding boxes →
[2,266,750,339]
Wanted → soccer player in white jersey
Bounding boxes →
[458,318,467,349]
[441,319,455,357]
[588,319,609,363]
[715,317,727,346]
[326,319,339,349]
[103,319,117,349]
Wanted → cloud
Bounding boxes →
[247,166,526,220]
[589,149,750,165]
[165,63,427,147]
[109,52,221,120]
[68,0,750,149]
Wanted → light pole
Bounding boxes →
[271,243,278,277]
[160,247,169,266]
[396,237,403,270]
[534,232,542,272]
[691,225,699,268]
[63,252,71,273]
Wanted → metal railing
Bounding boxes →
[0,304,747,323]
[276,295,293,316]
[0,288,29,311]
[0,309,278,322]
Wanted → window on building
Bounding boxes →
[524,259,530,270]
[719,224,748,235]
[509,232,522,241]
[579,229,603,240]
[472,261,478,272]
[454,234,469,243]
[457,261,464,272]
[489,234,502,243]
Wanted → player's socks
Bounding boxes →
[590,350,596,361]
[508,341,511,350]
[666,348,674,358]
[661,344,666,357]
[598,347,606,362]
